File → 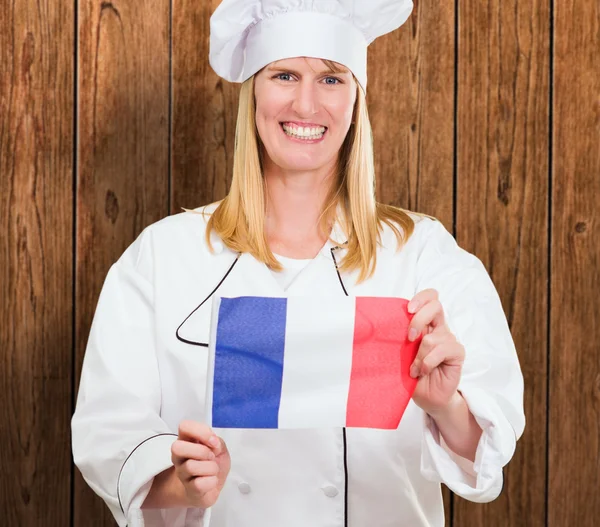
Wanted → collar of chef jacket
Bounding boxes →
[176,211,350,347]
[206,211,349,260]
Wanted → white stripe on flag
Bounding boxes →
[278,296,356,428]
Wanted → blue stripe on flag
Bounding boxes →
[212,296,287,428]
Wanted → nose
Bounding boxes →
[291,79,319,117]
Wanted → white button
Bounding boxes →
[322,485,339,498]
[238,482,251,494]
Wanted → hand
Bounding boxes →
[407,289,465,416]
[171,420,231,508]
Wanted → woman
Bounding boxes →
[72,1,525,526]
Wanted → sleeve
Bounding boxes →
[415,219,526,503]
[71,228,186,526]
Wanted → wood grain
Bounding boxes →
[171,0,240,211]
[368,2,456,522]
[454,0,550,526]
[74,0,170,524]
[549,0,600,524]
[0,0,74,524]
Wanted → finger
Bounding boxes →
[407,288,439,314]
[213,437,227,457]
[181,459,219,479]
[412,332,444,364]
[192,475,219,495]
[410,333,444,378]
[408,300,445,341]
[178,420,220,450]
[171,440,215,465]
[416,343,464,378]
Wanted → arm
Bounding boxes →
[428,390,482,462]
[143,468,189,509]
[72,228,179,525]
[411,218,525,502]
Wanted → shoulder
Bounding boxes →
[139,200,222,248]
[116,201,221,277]
[399,213,495,299]
[146,201,220,237]
[379,209,451,254]
[380,210,485,275]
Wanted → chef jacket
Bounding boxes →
[71,202,525,527]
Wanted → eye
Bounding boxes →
[274,73,293,82]
[324,76,342,85]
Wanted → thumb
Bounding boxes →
[213,437,228,457]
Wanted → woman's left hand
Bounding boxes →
[407,288,465,416]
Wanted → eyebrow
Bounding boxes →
[266,65,350,76]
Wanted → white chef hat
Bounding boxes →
[209,0,414,92]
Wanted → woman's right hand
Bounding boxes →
[171,420,231,508]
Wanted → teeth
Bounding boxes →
[282,123,326,140]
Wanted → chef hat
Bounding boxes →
[209,0,414,92]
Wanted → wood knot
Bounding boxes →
[105,190,119,224]
[575,222,587,233]
[21,486,31,505]
[497,167,512,206]
[21,32,35,78]
[100,2,122,20]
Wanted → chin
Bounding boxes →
[279,159,328,172]
[274,151,334,172]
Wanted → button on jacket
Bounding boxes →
[72,203,525,527]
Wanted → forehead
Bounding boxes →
[266,57,350,74]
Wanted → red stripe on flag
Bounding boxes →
[346,297,420,429]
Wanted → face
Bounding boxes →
[253,57,357,174]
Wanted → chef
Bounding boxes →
[72,1,526,526]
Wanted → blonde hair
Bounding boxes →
[192,61,431,283]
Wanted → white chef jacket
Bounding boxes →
[71,202,525,527]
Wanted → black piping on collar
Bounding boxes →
[175,252,242,347]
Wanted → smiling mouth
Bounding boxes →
[280,123,328,141]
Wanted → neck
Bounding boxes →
[263,158,338,255]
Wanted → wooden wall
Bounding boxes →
[1,0,598,525]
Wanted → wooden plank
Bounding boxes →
[454,0,550,526]
[74,0,170,524]
[370,0,455,228]
[549,0,600,524]
[368,2,456,523]
[0,1,74,525]
[171,0,239,211]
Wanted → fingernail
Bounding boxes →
[209,435,219,447]
[408,328,418,341]
[410,364,418,378]
[408,301,420,314]
[209,451,216,460]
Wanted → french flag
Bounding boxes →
[206,296,421,430]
